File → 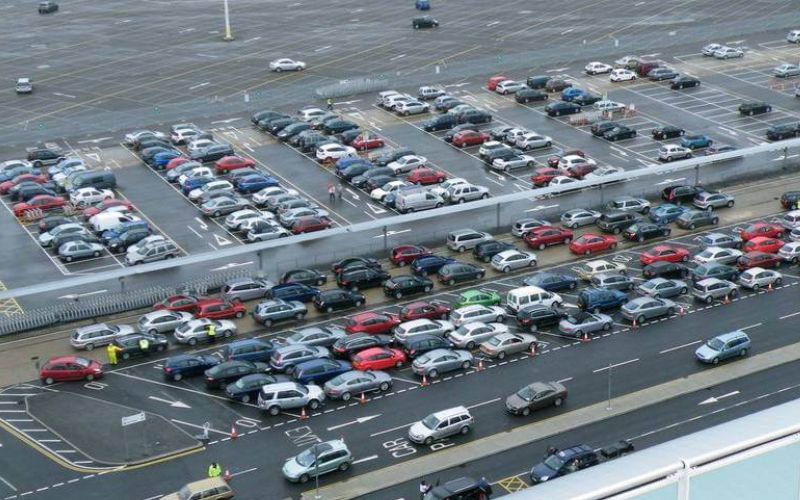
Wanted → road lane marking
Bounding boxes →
[739,323,763,331]
[0,473,17,492]
[369,421,414,437]
[593,358,640,373]
[659,340,702,354]
[779,311,800,320]
[352,455,379,465]
[466,397,501,410]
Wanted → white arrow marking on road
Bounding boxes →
[211,261,253,271]
[525,204,559,212]
[699,390,740,406]
[609,146,628,156]
[53,92,76,99]
[85,153,101,162]
[373,229,411,239]
[326,414,381,431]
[77,137,112,144]
[345,188,360,200]
[366,204,386,214]
[213,234,232,246]
[148,396,191,409]
[546,67,569,73]
[210,117,240,124]
[194,217,208,230]
[335,99,361,105]
[655,177,686,186]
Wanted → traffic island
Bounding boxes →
[26,391,200,465]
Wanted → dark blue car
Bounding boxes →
[224,373,289,403]
[236,174,279,194]
[335,157,372,175]
[560,87,585,102]
[523,272,578,291]
[152,150,184,169]
[218,339,276,363]
[412,255,455,276]
[416,0,430,9]
[268,283,320,302]
[182,176,213,194]
[101,220,149,242]
[681,135,713,149]
[577,288,628,312]
[292,359,352,385]
[162,354,220,381]
[649,204,688,224]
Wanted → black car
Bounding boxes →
[332,257,381,274]
[526,75,551,89]
[781,191,800,210]
[140,146,172,163]
[412,255,455,275]
[333,333,393,357]
[364,175,395,191]
[192,144,235,163]
[26,148,64,168]
[106,227,151,253]
[573,93,602,106]
[670,76,700,89]
[50,231,101,250]
[265,118,297,134]
[603,125,637,141]
[489,126,515,141]
[112,333,169,360]
[596,210,640,234]
[545,101,581,116]
[622,223,670,242]
[374,148,415,167]
[323,120,359,135]
[472,240,515,263]
[313,289,365,313]
[137,138,172,151]
[351,167,395,189]
[458,110,493,125]
[516,305,566,331]
[251,110,286,125]
[204,360,269,389]
[340,163,372,181]
[277,122,312,141]
[422,114,458,131]
[530,445,599,484]
[651,126,686,140]
[691,263,738,282]
[163,354,220,381]
[438,262,485,285]
[483,146,522,165]
[766,123,800,141]
[545,78,571,92]
[515,89,548,104]
[299,135,334,153]
[225,373,289,403]
[738,102,772,116]
[397,334,453,358]
[590,121,619,137]
[38,215,74,234]
[383,275,433,299]
[438,99,465,112]
[642,261,689,280]
[662,184,704,204]
[337,267,391,291]
[412,15,439,28]
[334,128,362,145]
[15,185,56,202]
[39,1,59,14]
[676,210,719,229]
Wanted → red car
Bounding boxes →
[564,163,598,179]
[40,355,103,385]
[390,245,432,266]
[743,236,784,254]
[351,347,407,371]
[82,199,135,218]
[452,131,490,148]
[639,245,690,265]
[737,222,784,241]
[531,167,562,187]
[291,216,332,234]
[0,173,48,194]
[345,312,401,335]
[154,294,203,312]
[399,300,451,321]
[523,226,574,250]
[352,134,385,151]
[547,150,586,168]
[569,233,617,255]
[166,157,191,171]
[487,75,509,91]
[215,155,256,174]
[407,168,446,185]
[737,251,782,271]
[13,195,66,217]
[194,299,246,319]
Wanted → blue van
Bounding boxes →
[577,288,628,312]
[292,358,352,385]
[268,283,321,303]
[218,339,276,363]
[102,220,149,241]
[416,0,430,10]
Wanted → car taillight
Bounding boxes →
[164,367,172,373]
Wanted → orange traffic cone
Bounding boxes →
[476,359,485,371]
[678,306,685,317]
[723,293,731,304]
[768,282,774,292]
[529,343,538,356]
[359,392,367,405]
[631,319,639,330]
[581,332,590,343]
[299,407,308,420]
[223,469,232,481]
[230,424,238,440]
[421,374,429,387]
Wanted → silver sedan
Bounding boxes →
[285,326,347,347]
[323,370,392,401]
[138,310,193,335]
[491,249,537,272]
[637,278,688,298]
[621,297,677,323]
[479,332,538,359]
[560,208,601,228]
[558,312,613,337]
[412,348,474,378]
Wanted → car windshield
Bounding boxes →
[233,378,250,389]
[708,338,725,350]
[486,337,501,347]
[296,448,316,467]
[421,414,441,430]
[516,386,535,401]
[544,454,565,470]
[73,357,90,368]
[177,486,192,500]
[328,374,345,386]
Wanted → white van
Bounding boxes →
[788,30,800,43]
[88,212,140,234]
[396,190,443,214]
[505,286,562,314]
[780,210,800,230]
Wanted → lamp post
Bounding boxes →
[223,0,234,41]
[314,443,321,499]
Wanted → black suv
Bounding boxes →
[662,184,704,204]
[458,110,492,125]
[473,240,515,263]
[191,144,234,163]
[422,114,458,132]
[766,123,800,141]
[38,1,58,13]
[397,334,453,358]
[530,445,599,484]
[412,16,439,29]
[106,227,152,253]
[590,121,619,137]
[516,305,566,331]
[642,261,689,280]
[596,210,640,234]
[515,89,548,103]
[781,191,800,210]
[651,126,685,140]
[26,148,64,168]
[738,101,772,116]
[426,477,485,500]
[313,289,365,313]
[603,125,637,141]
[323,120,359,135]
[336,267,391,291]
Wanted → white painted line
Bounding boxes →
[779,311,800,320]
[389,54,406,61]
[370,421,414,437]
[189,82,210,90]
[0,474,16,492]
[555,377,573,384]
[739,323,763,331]
[560,28,574,35]
[314,46,332,52]
[352,455,379,465]
[659,340,702,354]
[52,92,76,99]
[593,358,640,373]
[486,21,500,27]
[170,419,230,436]
[466,397,501,410]
[37,439,61,443]
[230,467,258,478]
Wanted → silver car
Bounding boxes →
[411,348,474,378]
[774,63,800,77]
[58,240,105,262]
[279,207,329,227]
[396,100,430,115]
[269,345,330,374]
[222,277,274,303]
[246,220,291,242]
[606,196,651,214]
[447,322,508,349]
[138,310,193,335]
[285,326,347,347]
[491,154,536,172]
[70,323,135,350]
[558,312,612,337]
[450,305,506,327]
[738,267,783,290]
[637,278,688,298]
[199,196,251,217]
[621,297,677,323]
[174,319,237,345]
[253,187,299,207]
[697,232,742,249]
[560,208,600,229]
[444,183,490,204]
[511,218,551,237]
[224,209,266,230]
[778,241,800,263]
[590,272,634,291]
[258,381,324,416]
[282,439,352,484]
[479,332,538,359]
[38,223,86,247]
[491,249,537,272]
[693,191,735,210]
[692,278,738,303]
[324,371,392,400]
[693,246,743,265]
[252,299,307,327]
[393,319,454,342]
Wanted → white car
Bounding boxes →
[253,186,299,205]
[594,100,626,112]
[478,141,506,157]
[658,145,692,162]
[395,100,430,116]
[387,155,427,174]
[584,165,624,180]
[614,55,639,66]
[224,209,266,230]
[516,132,552,150]
[170,127,202,145]
[297,107,327,122]
[584,62,613,74]
[178,166,214,186]
[788,30,800,43]
[450,305,507,327]
[714,46,744,59]
[371,180,409,201]
[692,247,743,266]
[430,178,468,197]
[491,154,536,172]
[377,90,403,106]
[448,322,509,349]
[701,43,723,56]
[188,180,234,202]
[187,138,217,156]
[384,94,415,110]
[491,249,537,273]
[549,176,578,188]
[609,68,637,82]
[495,80,525,94]
[575,259,627,281]
[315,144,357,162]
[69,187,114,207]
[269,58,306,71]
[504,128,529,145]
[558,155,596,170]
[124,130,167,146]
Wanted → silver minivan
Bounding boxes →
[257,381,325,416]
[446,229,493,252]
[221,277,274,303]
[692,278,738,304]
[396,190,443,213]
[70,323,135,350]
[408,406,474,445]
[125,238,179,265]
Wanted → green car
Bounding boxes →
[454,289,502,309]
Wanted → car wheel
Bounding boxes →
[424,436,433,445]
[740,348,748,357]
[241,394,251,404]
[496,314,505,323]
[521,407,531,416]
[294,312,305,321]
[636,315,646,324]
[350,285,359,292]
[213,210,221,217]
[555,111,561,116]
[424,285,432,293]
[502,265,511,273]
[379,381,391,391]
[275,67,283,72]
[460,425,470,435]
[638,235,645,243]
[705,296,713,304]
[482,256,491,263]
[689,224,696,230]
[298,474,310,484]
[428,369,438,378]
[308,399,320,410]
[173,373,183,381]
[611,242,618,249]
[285,365,295,376]
[457,246,466,253]
[354,299,363,307]
[188,338,198,346]
[235,311,244,319]
[44,377,55,385]
[448,279,456,286]
[613,227,621,234]
[65,255,73,262]
[338,461,351,472]
[84,343,94,351]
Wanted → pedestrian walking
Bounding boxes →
[207,323,217,343]
[336,183,343,200]
[419,479,431,499]
[327,98,334,111]
[208,462,222,478]
[106,343,118,365]
[328,183,336,204]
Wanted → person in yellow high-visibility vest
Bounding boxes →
[208,462,222,478]
[106,343,118,365]
[207,324,217,343]
[138,337,150,352]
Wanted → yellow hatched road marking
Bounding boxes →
[495,475,528,493]
[0,280,23,316]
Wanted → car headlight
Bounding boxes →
[539,476,549,481]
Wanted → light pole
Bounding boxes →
[222,0,234,41]
[314,443,321,499]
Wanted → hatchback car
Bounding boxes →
[412,349,473,378]
[558,312,612,337]
[692,278,738,303]
[621,297,677,323]
[324,371,392,401]
[696,331,750,365]
[40,356,102,385]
